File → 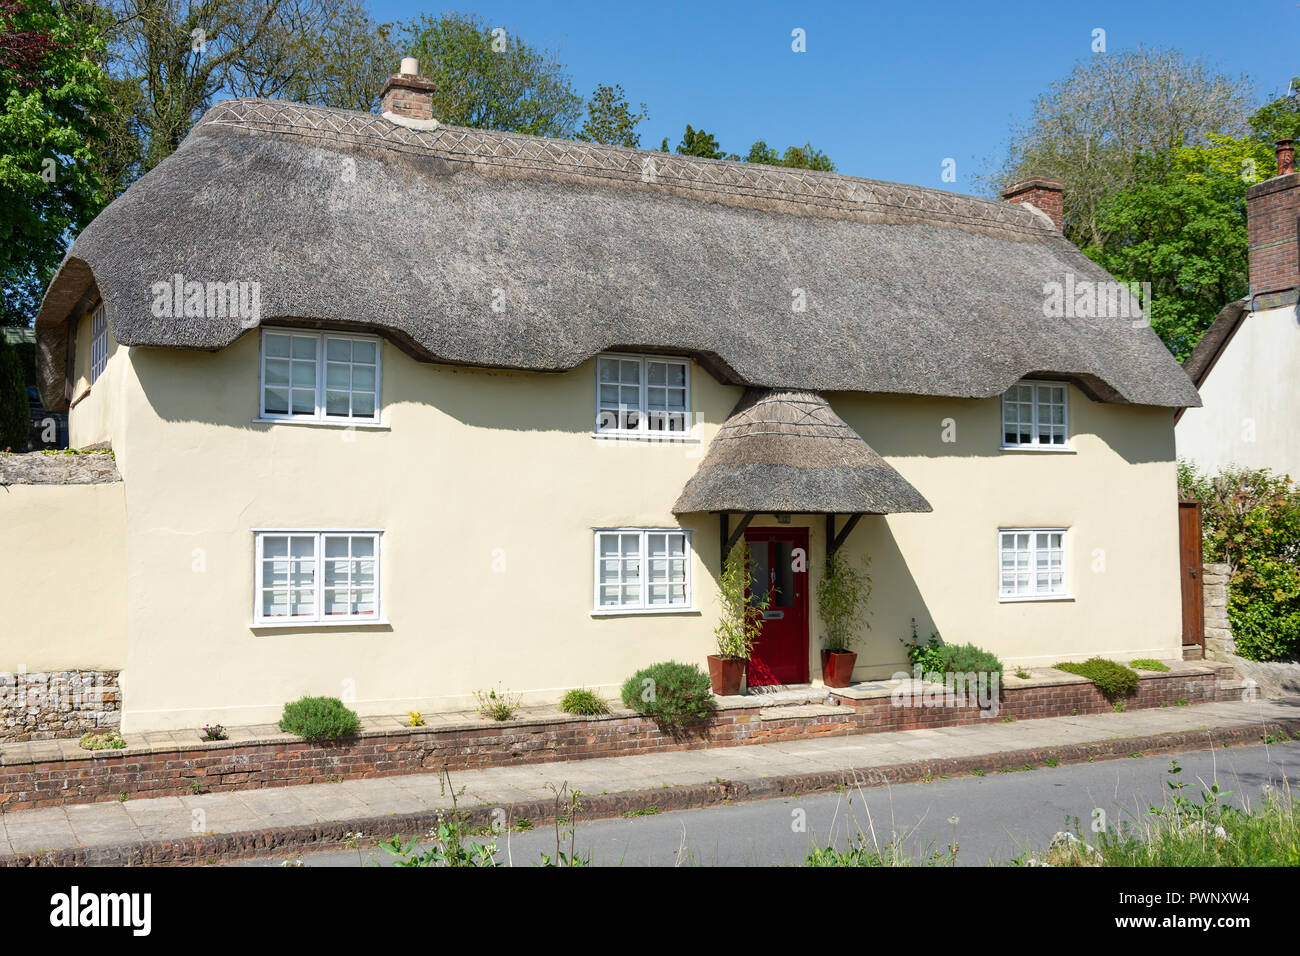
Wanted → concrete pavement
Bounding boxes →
[3,696,1297,865]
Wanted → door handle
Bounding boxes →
[1188,567,1198,577]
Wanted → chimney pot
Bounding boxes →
[1000,178,1065,232]
[1277,139,1295,176]
[381,58,437,122]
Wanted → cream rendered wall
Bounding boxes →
[1176,303,1300,479]
[112,332,1183,731]
[0,483,128,671]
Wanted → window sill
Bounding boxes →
[999,445,1076,454]
[252,618,391,630]
[592,432,699,443]
[252,418,389,430]
[998,594,1075,604]
[591,607,701,617]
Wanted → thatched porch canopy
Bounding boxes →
[673,389,931,517]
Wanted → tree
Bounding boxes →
[1083,135,1274,361]
[575,82,646,147]
[0,0,112,327]
[990,47,1253,248]
[402,12,581,138]
[671,124,722,158]
[1249,77,1300,148]
[0,334,29,449]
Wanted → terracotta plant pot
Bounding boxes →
[707,655,746,696]
[821,649,858,688]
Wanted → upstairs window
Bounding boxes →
[260,329,381,423]
[1001,381,1068,448]
[595,353,690,436]
[89,306,107,385]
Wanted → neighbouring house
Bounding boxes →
[0,61,1201,736]
[1176,140,1300,480]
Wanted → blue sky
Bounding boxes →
[365,1,1296,195]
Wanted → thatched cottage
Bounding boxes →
[4,62,1200,733]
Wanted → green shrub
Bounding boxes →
[1179,462,1300,661]
[1129,658,1170,672]
[1054,658,1139,699]
[79,731,126,751]
[714,541,765,660]
[278,696,361,741]
[938,642,1003,682]
[559,687,609,716]
[0,336,28,451]
[817,551,872,653]
[475,686,521,721]
[620,661,715,728]
[899,618,944,677]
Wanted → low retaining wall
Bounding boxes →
[0,664,1238,811]
[0,670,121,743]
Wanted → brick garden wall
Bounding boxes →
[0,666,1236,811]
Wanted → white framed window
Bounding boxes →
[260,329,381,423]
[1001,380,1068,448]
[89,305,107,385]
[999,528,1067,600]
[254,530,382,625]
[595,353,691,436]
[594,529,692,611]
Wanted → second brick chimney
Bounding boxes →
[1001,178,1065,232]
[1245,140,1300,301]
[380,57,437,122]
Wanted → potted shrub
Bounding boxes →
[709,540,767,695]
[816,551,872,687]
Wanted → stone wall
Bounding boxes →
[0,670,121,742]
[1203,562,1235,661]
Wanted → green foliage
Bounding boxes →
[714,540,766,660]
[899,618,944,677]
[1053,658,1140,699]
[558,687,609,716]
[474,685,521,721]
[620,660,715,728]
[79,730,125,750]
[575,83,647,147]
[1128,658,1170,672]
[816,552,871,653]
[743,139,835,171]
[1179,462,1300,661]
[1081,136,1271,361]
[1249,77,1300,147]
[405,12,580,138]
[0,335,27,449]
[938,642,1004,681]
[670,124,723,159]
[1,0,113,326]
[277,696,361,741]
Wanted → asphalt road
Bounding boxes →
[233,740,1300,867]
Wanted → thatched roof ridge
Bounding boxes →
[35,97,1201,412]
[673,389,932,515]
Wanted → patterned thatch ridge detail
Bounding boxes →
[196,99,1049,237]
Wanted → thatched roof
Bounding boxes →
[36,97,1200,411]
[673,389,931,514]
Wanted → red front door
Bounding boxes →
[744,527,809,686]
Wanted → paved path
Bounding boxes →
[3,697,1297,864]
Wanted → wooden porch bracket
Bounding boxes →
[719,511,756,566]
[825,513,863,557]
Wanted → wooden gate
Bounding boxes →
[1178,500,1204,649]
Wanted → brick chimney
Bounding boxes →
[1245,141,1300,300]
[1001,178,1065,232]
[380,57,437,122]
